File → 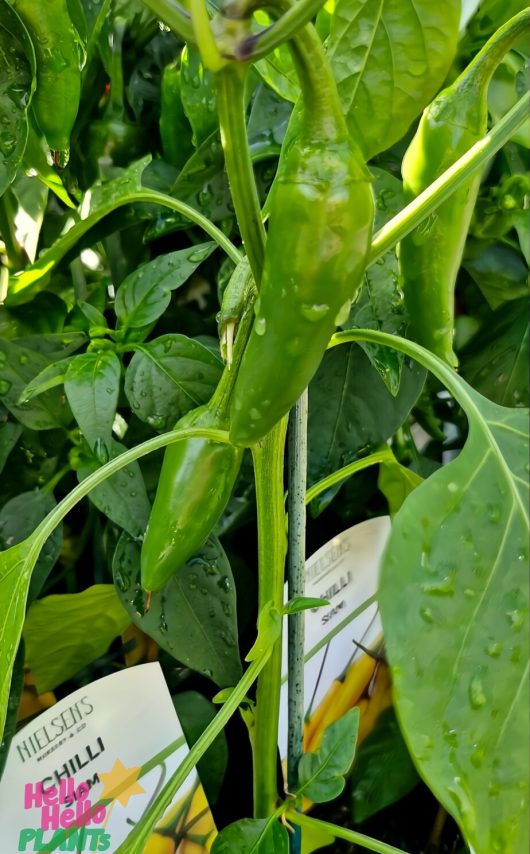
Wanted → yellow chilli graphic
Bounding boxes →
[143,781,216,854]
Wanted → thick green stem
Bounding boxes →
[369,92,530,265]
[251,419,288,817]
[141,0,196,43]
[216,66,266,284]
[287,391,308,854]
[236,0,327,61]
[286,811,407,854]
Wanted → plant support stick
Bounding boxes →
[287,391,308,854]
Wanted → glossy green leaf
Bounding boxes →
[255,45,299,104]
[211,817,289,854]
[23,585,129,692]
[460,298,529,408]
[346,168,406,394]
[181,46,218,147]
[173,691,228,805]
[283,597,329,615]
[77,440,150,538]
[0,2,35,197]
[124,334,223,432]
[328,0,461,160]
[115,243,216,337]
[380,390,529,853]
[351,707,420,823]
[113,533,242,687]
[0,422,21,476]
[18,358,70,402]
[6,157,150,304]
[378,459,423,516]
[0,639,24,780]
[0,489,62,605]
[0,538,37,739]
[464,239,529,309]
[297,708,360,802]
[308,346,425,500]
[64,350,121,460]
[15,331,86,359]
[0,338,72,430]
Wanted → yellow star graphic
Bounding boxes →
[98,758,145,807]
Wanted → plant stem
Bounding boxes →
[236,0,326,61]
[7,187,242,305]
[141,0,196,43]
[32,426,231,549]
[287,391,308,854]
[285,811,407,854]
[369,91,530,265]
[216,65,266,284]
[251,418,288,817]
[305,447,395,505]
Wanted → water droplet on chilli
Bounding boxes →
[469,673,487,709]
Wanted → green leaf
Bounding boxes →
[173,691,228,805]
[327,0,461,160]
[77,440,150,538]
[308,346,425,505]
[23,585,129,693]
[6,158,149,304]
[378,460,423,516]
[0,422,21,476]
[245,600,282,662]
[380,390,529,853]
[113,533,242,688]
[460,298,529,408]
[0,489,62,605]
[180,46,218,147]
[0,538,38,739]
[463,239,529,309]
[254,15,299,105]
[211,817,289,854]
[283,597,329,615]
[0,2,35,197]
[297,708,360,802]
[124,334,223,432]
[15,331,86,359]
[346,168,406,395]
[64,351,121,460]
[115,243,216,338]
[0,639,24,780]
[0,338,72,430]
[351,707,420,823]
[17,358,70,402]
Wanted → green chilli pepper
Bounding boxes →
[159,59,195,171]
[229,20,374,446]
[399,8,530,368]
[140,261,254,592]
[12,0,83,164]
[86,18,145,180]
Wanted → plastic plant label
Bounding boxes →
[0,662,216,852]
[279,516,391,758]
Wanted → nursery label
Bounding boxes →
[0,663,216,852]
[278,516,391,757]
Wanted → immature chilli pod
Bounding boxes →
[398,8,530,368]
[229,14,374,446]
[140,262,254,593]
[11,0,84,164]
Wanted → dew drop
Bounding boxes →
[469,673,487,709]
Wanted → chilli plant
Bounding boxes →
[0,0,528,852]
